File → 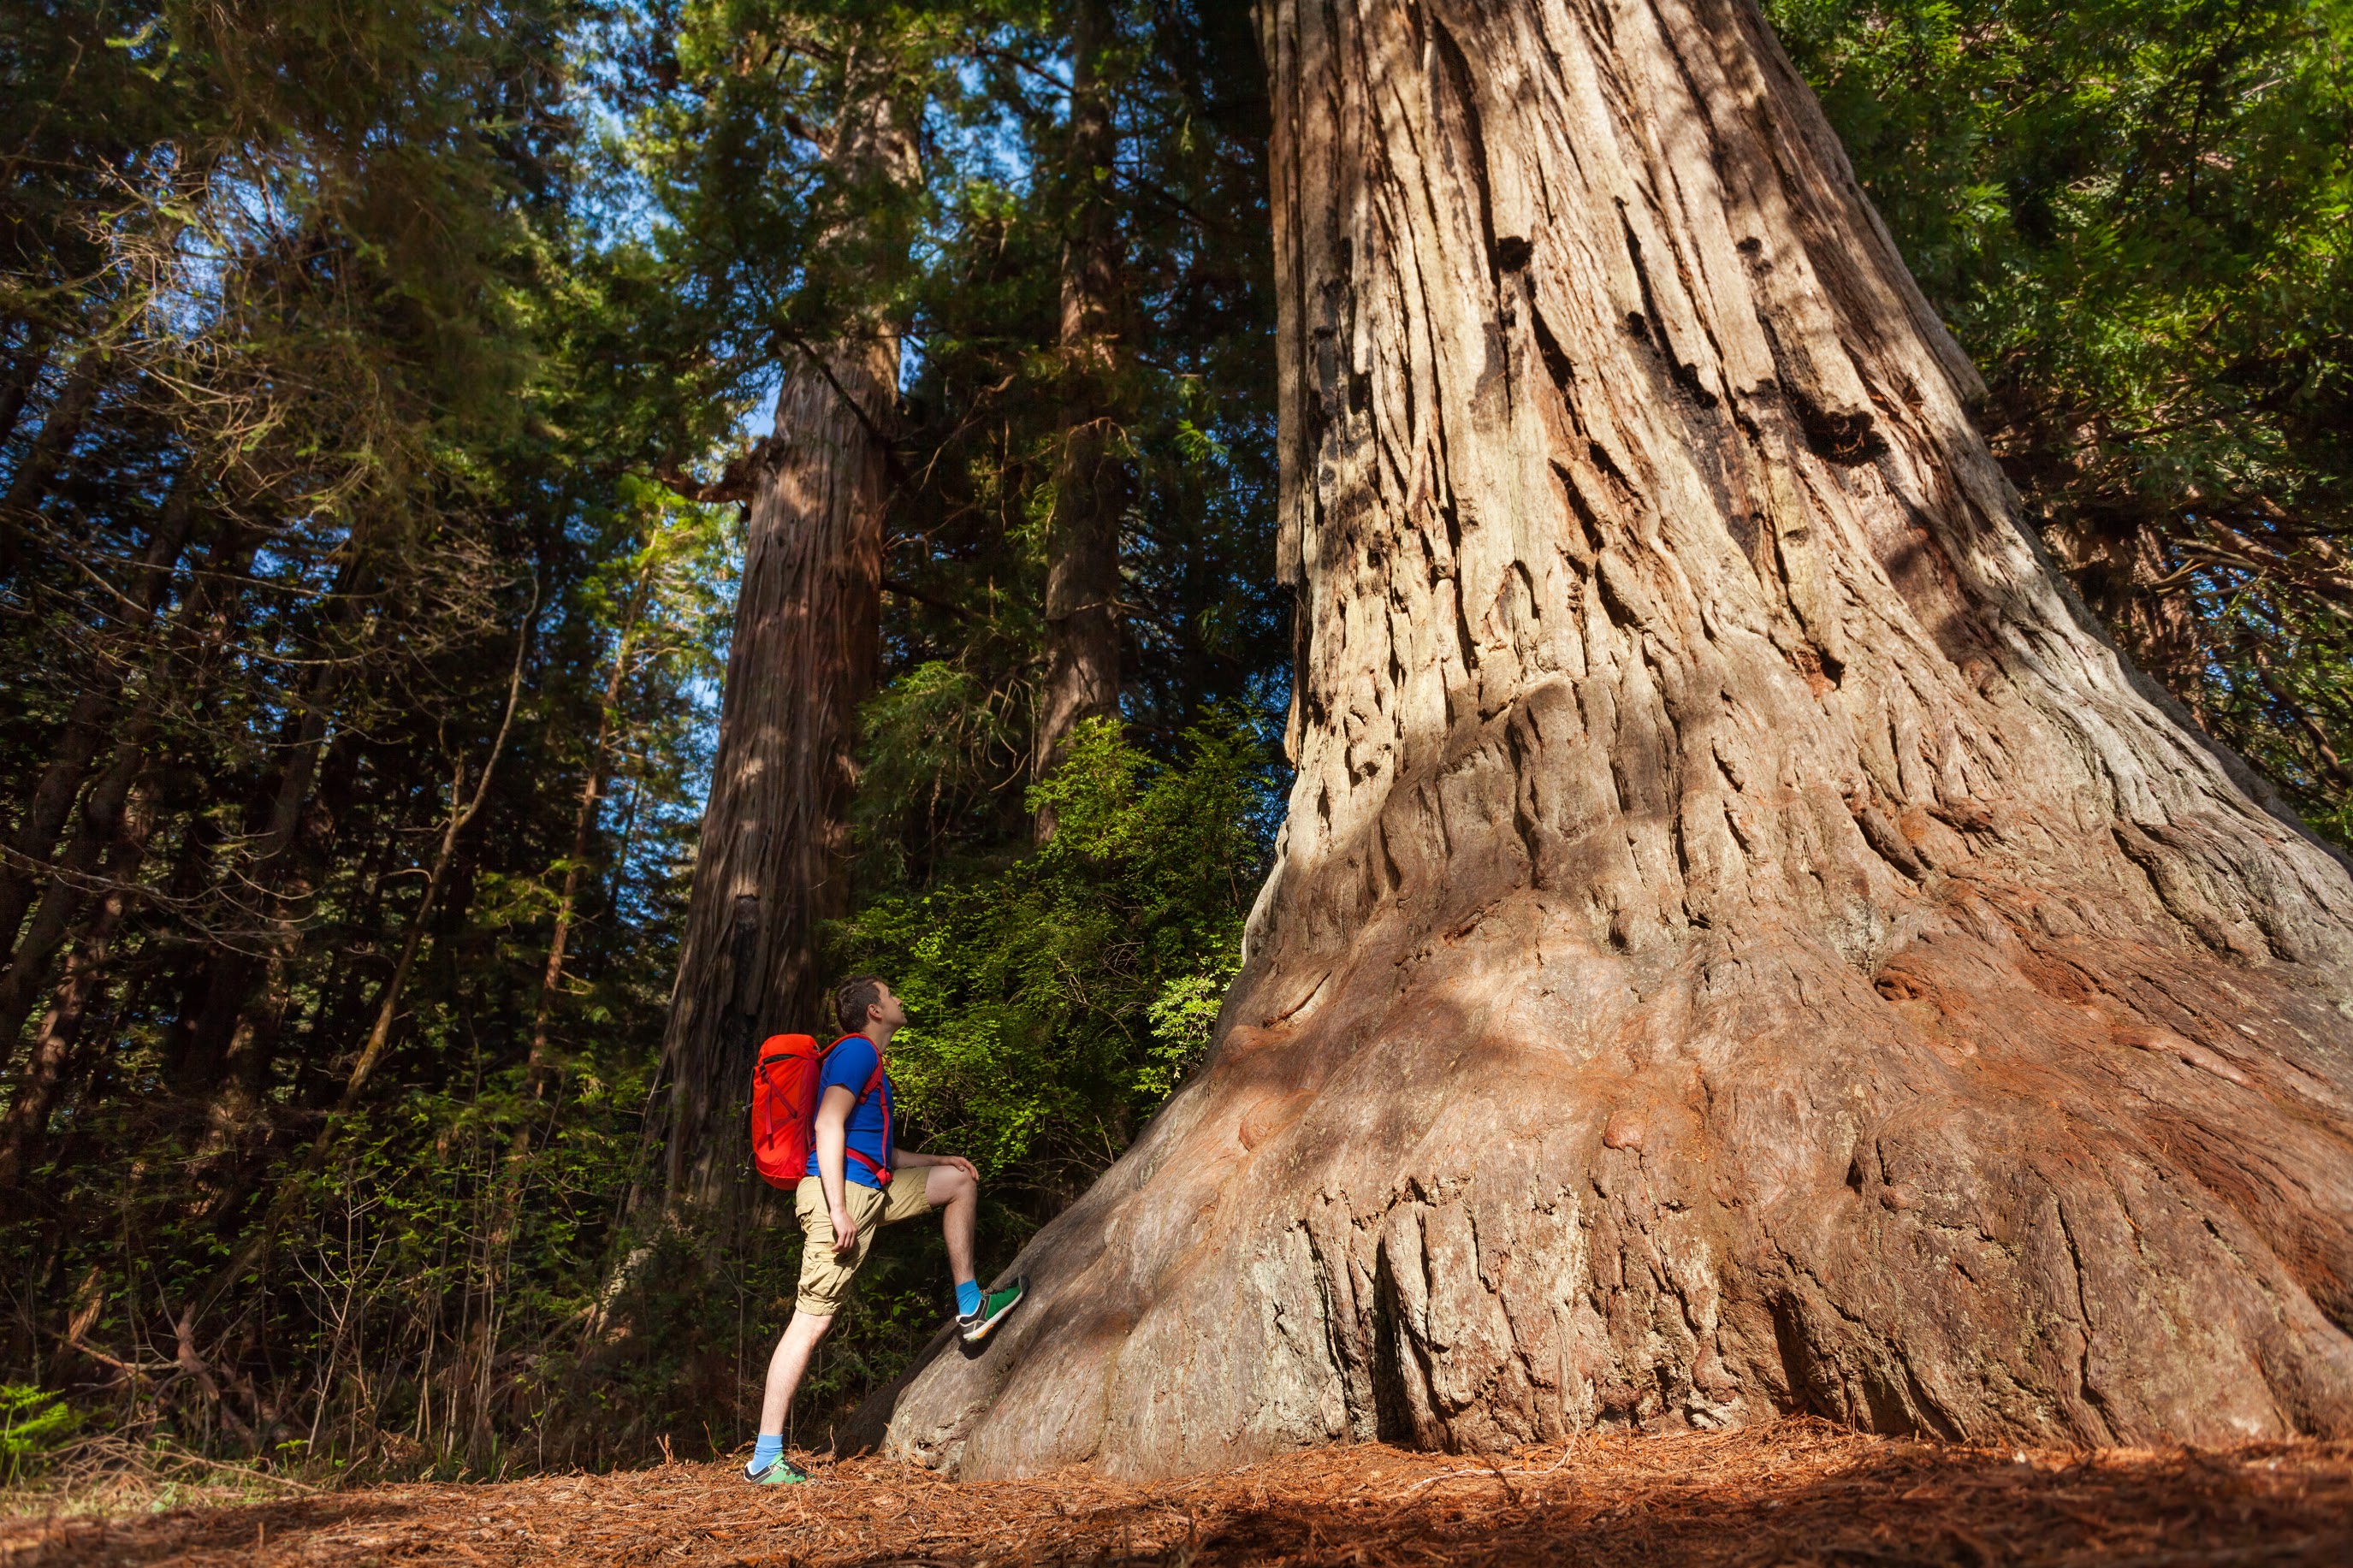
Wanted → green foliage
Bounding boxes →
[1767,0,2353,836]
[841,711,1277,1200]
[0,0,749,1478]
[0,1385,79,1481]
[879,0,1283,768]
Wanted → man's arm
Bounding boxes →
[814,1084,858,1253]
[892,1145,977,1180]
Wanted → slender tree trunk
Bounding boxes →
[0,778,155,1186]
[527,562,649,1095]
[0,473,199,955]
[341,611,530,1107]
[190,617,530,1317]
[0,699,161,1056]
[654,98,916,1228]
[873,0,2353,1476]
[1034,0,1127,839]
[172,632,347,1097]
[0,334,110,578]
[462,565,652,1453]
[0,332,50,453]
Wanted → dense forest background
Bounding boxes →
[0,0,2345,1478]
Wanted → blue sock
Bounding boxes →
[749,1434,784,1474]
[956,1278,982,1317]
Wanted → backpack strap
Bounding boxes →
[873,1062,892,1175]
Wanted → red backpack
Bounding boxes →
[751,1033,890,1191]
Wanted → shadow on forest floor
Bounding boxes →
[3,1418,2347,1565]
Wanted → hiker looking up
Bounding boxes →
[744,973,1027,1484]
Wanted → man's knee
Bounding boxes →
[931,1165,977,1206]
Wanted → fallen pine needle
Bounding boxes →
[3,1418,2349,1566]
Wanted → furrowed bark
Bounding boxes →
[655,346,896,1222]
[1034,0,1127,839]
[873,0,2353,1476]
[654,95,916,1228]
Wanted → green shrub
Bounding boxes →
[839,709,1279,1204]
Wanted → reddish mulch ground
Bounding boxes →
[4,1420,2348,1566]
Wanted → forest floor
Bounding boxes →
[3,1418,2349,1566]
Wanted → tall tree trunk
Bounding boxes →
[189,613,530,1318]
[872,0,2353,1476]
[171,602,348,1098]
[338,609,530,1109]
[0,333,110,579]
[0,472,199,955]
[525,559,649,1097]
[0,777,155,1186]
[1034,0,1127,839]
[653,101,916,1228]
[0,695,162,1056]
[171,713,334,1102]
[462,563,652,1454]
[0,331,50,453]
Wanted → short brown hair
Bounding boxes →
[833,973,888,1034]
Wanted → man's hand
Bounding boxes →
[830,1208,861,1255]
[896,1149,980,1182]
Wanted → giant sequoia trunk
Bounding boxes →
[655,104,916,1222]
[874,0,2353,1476]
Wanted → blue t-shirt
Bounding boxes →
[805,1035,894,1190]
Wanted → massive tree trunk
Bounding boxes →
[873,0,2353,1476]
[1034,0,1126,838]
[654,101,916,1225]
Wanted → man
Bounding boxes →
[744,973,1026,1483]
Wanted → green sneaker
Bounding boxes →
[957,1275,1028,1344]
[744,1455,809,1485]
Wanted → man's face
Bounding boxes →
[870,981,908,1032]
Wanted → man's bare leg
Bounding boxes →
[936,1163,1026,1341]
[752,1169,984,1477]
[927,1163,977,1287]
[751,1307,833,1469]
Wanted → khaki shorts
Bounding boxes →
[793,1167,933,1316]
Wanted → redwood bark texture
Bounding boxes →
[1034,0,1126,835]
[656,106,915,1221]
[874,0,2353,1476]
